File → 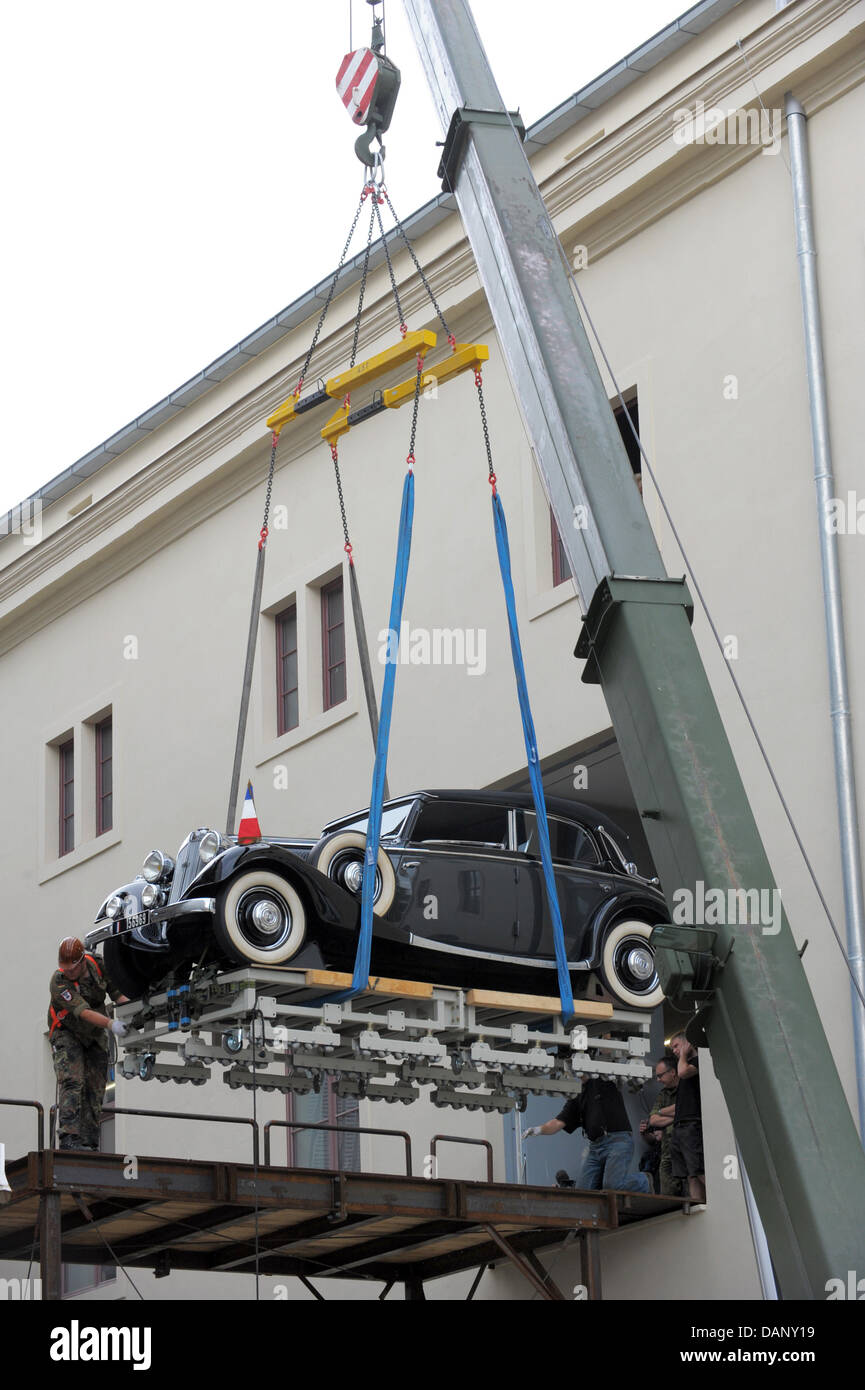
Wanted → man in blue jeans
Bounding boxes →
[524,1077,650,1193]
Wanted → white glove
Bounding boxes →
[523,1125,542,1138]
[111,1019,129,1037]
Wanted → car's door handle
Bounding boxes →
[401,860,420,869]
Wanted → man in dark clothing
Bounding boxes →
[640,1054,684,1197]
[49,937,129,1151]
[524,1077,650,1193]
[669,1031,705,1204]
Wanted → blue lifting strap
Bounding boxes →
[328,469,415,1003]
[335,467,574,1023]
[491,491,575,1023]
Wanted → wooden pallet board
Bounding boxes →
[304,969,435,1000]
[465,987,613,1018]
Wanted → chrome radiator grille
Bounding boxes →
[168,835,203,904]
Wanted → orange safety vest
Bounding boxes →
[49,954,104,1038]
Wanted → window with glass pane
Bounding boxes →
[412,801,508,848]
[515,810,600,866]
[550,390,642,584]
[551,508,571,586]
[286,1078,359,1171]
[321,579,346,710]
[276,604,299,734]
[59,738,74,856]
[95,717,112,835]
[334,802,413,840]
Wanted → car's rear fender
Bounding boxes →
[585,888,669,966]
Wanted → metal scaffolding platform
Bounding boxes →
[115,966,653,1110]
[0,1148,686,1300]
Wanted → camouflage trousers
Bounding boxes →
[51,1032,108,1149]
[659,1149,685,1198]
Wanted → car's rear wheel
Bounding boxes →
[102,935,153,1002]
[309,831,396,917]
[215,870,306,966]
[598,919,664,1010]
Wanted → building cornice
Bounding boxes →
[0,0,860,654]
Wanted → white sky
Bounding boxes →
[0,0,692,517]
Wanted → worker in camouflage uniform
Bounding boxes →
[640,1054,683,1198]
[48,937,129,1150]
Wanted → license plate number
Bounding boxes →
[125,911,151,931]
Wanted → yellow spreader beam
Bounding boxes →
[320,341,490,446]
[326,329,436,396]
[383,341,489,409]
[266,329,437,436]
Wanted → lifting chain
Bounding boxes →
[258,432,279,550]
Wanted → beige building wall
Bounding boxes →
[1,0,862,1299]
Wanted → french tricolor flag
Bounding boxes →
[237,781,262,844]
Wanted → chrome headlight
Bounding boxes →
[198,830,225,865]
[142,850,173,883]
[105,895,125,920]
[140,883,162,908]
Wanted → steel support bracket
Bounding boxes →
[576,575,694,685]
[650,924,726,1010]
[437,107,526,192]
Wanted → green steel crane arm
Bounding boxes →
[403,0,865,1297]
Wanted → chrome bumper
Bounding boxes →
[85,897,216,948]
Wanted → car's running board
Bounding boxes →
[408,932,592,972]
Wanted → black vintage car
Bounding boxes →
[84,790,668,1009]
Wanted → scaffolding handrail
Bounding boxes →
[263,1118,412,1175]
[48,1103,260,1165]
[430,1132,494,1182]
[0,1098,45,1151]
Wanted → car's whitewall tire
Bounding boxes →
[216,870,306,966]
[310,831,396,917]
[599,919,664,1009]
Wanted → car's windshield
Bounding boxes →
[331,802,414,840]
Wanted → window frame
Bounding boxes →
[276,602,299,736]
[550,508,571,587]
[284,1077,359,1171]
[58,737,74,856]
[321,577,346,712]
[95,716,113,836]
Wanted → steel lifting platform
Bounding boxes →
[0,1147,686,1300]
[114,967,653,1108]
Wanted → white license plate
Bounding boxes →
[125,910,151,931]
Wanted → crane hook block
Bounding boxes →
[336,47,401,167]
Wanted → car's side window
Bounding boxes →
[514,811,601,867]
[411,801,509,849]
[334,803,415,840]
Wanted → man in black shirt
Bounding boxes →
[669,1031,705,1204]
[524,1077,650,1193]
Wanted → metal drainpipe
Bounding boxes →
[785,92,865,1141]
[737,1144,778,1300]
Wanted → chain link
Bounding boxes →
[373,194,407,334]
[258,432,279,548]
[406,354,424,469]
[330,443,352,554]
[350,196,378,368]
[383,188,452,340]
[294,181,372,395]
[474,372,497,492]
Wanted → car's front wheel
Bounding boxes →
[215,870,306,966]
[309,831,396,917]
[598,919,664,1010]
